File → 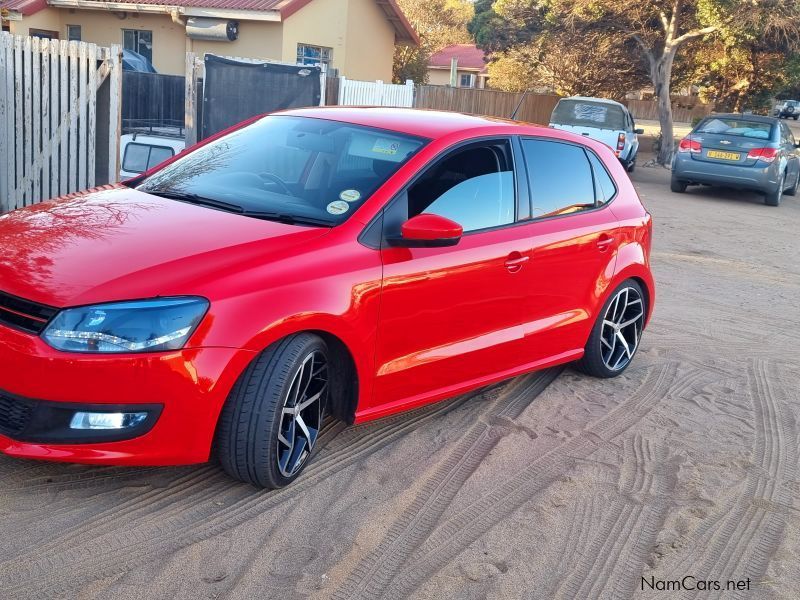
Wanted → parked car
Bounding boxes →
[549,96,643,172]
[774,99,799,120]
[0,108,654,488]
[671,113,800,206]
[120,130,185,180]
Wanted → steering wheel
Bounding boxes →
[260,172,294,196]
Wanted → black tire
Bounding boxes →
[794,115,799,120]
[764,173,784,207]
[670,176,688,193]
[217,333,329,488]
[626,153,636,173]
[786,171,799,197]
[576,279,646,378]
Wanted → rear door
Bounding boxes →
[517,138,621,360]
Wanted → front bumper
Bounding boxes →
[0,324,254,465]
[672,154,779,193]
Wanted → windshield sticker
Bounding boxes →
[339,189,361,202]
[372,138,401,155]
[327,200,350,215]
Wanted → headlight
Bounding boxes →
[42,297,209,353]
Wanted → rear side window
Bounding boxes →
[123,142,175,174]
[521,139,595,218]
[586,152,617,204]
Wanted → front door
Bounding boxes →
[368,139,536,415]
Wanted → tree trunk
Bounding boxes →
[654,51,677,165]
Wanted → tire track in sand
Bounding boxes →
[373,362,684,599]
[670,358,797,600]
[330,370,561,600]
[0,380,513,598]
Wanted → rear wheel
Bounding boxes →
[670,176,688,193]
[576,280,646,378]
[626,153,637,173]
[765,173,785,207]
[217,333,329,488]
[786,171,799,197]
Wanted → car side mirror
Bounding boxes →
[634,128,645,135]
[388,213,463,248]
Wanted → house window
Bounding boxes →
[459,73,475,88]
[123,29,153,62]
[66,25,81,41]
[29,29,59,40]
[296,43,332,68]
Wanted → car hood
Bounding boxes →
[0,186,330,307]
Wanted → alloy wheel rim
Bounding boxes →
[277,350,328,477]
[600,287,645,372]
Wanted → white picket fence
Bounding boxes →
[338,77,414,107]
[0,33,122,213]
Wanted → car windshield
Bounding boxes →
[551,99,626,130]
[696,118,773,140]
[135,115,428,225]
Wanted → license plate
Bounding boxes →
[707,150,741,160]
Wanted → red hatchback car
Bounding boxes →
[0,108,654,488]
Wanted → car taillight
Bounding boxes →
[616,132,625,156]
[747,147,779,163]
[678,138,702,153]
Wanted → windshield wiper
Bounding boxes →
[143,190,246,214]
[242,211,335,227]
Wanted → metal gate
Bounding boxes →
[0,33,123,213]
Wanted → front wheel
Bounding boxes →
[576,280,646,378]
[217,333,329,488]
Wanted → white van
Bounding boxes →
[120,130,185,180]
[549,97,643,172]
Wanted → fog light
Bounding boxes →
[69,411,148,430]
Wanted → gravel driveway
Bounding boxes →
[1,150,798,599]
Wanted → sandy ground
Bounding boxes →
[1,145,799,600]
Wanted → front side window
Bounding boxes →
[406,141,515,233]
[123,29,153,62]
[521,139,596,218]
[135,116,427,226]
[297,44,332,67]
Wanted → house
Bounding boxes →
[1,0,418,79]
[427,44,488,89]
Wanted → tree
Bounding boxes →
[487,32,650,99]
[471,0,800,165]
[393,0,474,84]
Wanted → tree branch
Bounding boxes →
[672,26,718,46]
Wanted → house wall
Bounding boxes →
[280,0,349,74]
[426,68,487,88]
[342,0,394,80]
[8,7,62,36]
[188,21,283,70]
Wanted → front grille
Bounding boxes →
[0,392,35,437]
[0,290,58,334]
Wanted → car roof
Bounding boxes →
[704,113,779,123]
[275,106,551,139]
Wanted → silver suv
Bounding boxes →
[775,100,799,120]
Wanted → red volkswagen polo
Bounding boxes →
[0,108,654,488]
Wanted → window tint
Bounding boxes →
[551,100,626,130]
[406,142,515,232]
[586,151,616,204]
[148,146,174,170]
[123,143,175,174]
[521,139,595,218]
[122,143,150,173]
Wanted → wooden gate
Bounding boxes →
[0,33,122,213]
